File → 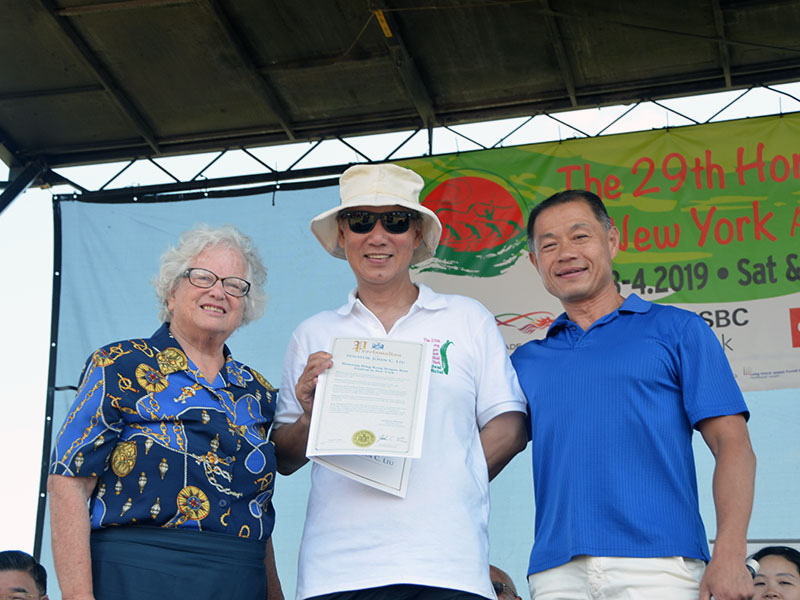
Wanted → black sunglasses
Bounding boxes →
[339,210,417,234]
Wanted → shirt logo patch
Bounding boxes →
[426,338,454,375]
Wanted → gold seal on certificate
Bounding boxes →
[306,337,433,497]
[352,430,377,448]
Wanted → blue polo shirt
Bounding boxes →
[510,294,748,575]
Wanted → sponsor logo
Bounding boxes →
[495,311,556,334]
[418,173,531,277]
[424,177,523,252]
[697,308,749,328]
[790,308,800,348]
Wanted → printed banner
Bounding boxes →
[402,113,800,392]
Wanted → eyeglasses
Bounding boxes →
[339,210,417,234]
[184,268,250,297]
[492,581,518,598]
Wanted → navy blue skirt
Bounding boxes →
[90,526,268,599]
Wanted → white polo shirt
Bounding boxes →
[275,284,526,600]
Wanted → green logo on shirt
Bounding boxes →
[428,338,454,375]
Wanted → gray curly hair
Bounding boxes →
[153,224,267,326]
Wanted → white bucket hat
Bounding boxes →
[310,163,442,265]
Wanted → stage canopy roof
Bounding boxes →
[2,0,800,176]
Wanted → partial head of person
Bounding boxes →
[310,164,442,288]
[0,551,48,600]
[525,189,620,307]
[489,565,520,600]
[152,224,268,339]
[750,546,800,599]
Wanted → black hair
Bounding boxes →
[526,189,612,252]
[750,545,800,576]
[0,550,47,594]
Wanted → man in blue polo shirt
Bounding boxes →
[511,189,756,600]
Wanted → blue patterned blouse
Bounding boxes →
[50,323,277,541]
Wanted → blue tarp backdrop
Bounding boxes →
[40,182,798,599]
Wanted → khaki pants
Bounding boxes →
[528,555,706,600]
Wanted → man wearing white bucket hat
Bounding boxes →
[271,163,527,600]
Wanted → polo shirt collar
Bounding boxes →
[546,293,650,336]
[414,283,448,310]
[618,293,651,314]
[336,282,448,317]
[337,288,361,315]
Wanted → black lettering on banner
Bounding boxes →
[737,256,777,286]
[698,308,749,329]
[786,253,800,281]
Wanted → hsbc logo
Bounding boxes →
[697,308,749,328]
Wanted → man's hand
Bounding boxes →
[271,351,333,475]
[295,351,333,415]
[697,413,756,600]
[699,554,754,600]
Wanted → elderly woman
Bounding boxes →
[751,546,800,600]
[48,225,280,600]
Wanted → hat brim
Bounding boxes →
[310,193,442,265]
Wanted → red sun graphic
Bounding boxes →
[422,176,524,252]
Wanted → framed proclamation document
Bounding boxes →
[306,337,432,496]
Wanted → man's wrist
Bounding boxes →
[710,538,747,561]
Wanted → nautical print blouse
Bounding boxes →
[50,323,277,541]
